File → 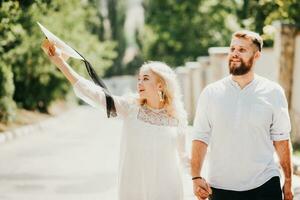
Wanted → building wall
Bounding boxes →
[291,33,300,142]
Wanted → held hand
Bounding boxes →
[283,180,294,200]
[193,178,212,200]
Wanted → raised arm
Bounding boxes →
[42,39,79,85]
[41,39,133,117]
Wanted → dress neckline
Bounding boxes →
[143,104,165,112]
[138,105,178,127]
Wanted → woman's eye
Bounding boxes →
[143,78,149,81]
[240,48,246,52]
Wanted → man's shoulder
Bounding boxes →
[205,76,229,90]
[200,76,229,98]
[255,75,285,97]
[256,75,283,90]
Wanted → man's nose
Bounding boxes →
[230,50,239,58]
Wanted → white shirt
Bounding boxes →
[192,74,291,191]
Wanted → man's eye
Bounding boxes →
[240,48,246,52]
[143,78,149,81]
[230,48,235,52]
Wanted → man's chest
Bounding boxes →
[210,90,274,129]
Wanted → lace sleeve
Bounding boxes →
[176,125,191,175]
[72,76,134,118]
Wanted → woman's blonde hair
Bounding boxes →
[138,61,188,129]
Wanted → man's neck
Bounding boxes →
[231,71,255,89]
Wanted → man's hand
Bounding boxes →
[193,178,212,200]
[273,140,293,200]
[283,179,294,200]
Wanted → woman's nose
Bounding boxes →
[138,81,143,87]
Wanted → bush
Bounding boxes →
[0,0,117,115]
[0,1,21,122]
[0,62,17,122]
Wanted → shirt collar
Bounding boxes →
[228,74,258,90]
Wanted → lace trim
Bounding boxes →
[137,105,178,127]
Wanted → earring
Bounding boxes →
[158,91,164,102]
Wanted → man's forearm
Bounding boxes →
[274,140,293,181]
[191,140,208,177]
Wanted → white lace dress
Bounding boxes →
[73,77,189,200]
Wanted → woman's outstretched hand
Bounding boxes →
[41,39,66,68]
[41,39,78,84]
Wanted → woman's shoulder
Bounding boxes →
[117,93,140,112]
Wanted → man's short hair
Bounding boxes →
[232,30,263,52]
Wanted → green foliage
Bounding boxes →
[256,0,299,27]
[142,0,236,67]
[0,62,17,122]
[142,0,299,67]
[104,0,129,77]
[234,0,299,46]
[0,1,20,122]
[0,0,117,116]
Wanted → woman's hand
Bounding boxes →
[41,39,65,68]
[41,39,78,84]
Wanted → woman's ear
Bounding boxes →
[157,82,163,90]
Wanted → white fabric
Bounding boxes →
[193,74,291,191]
[37,22,83,60]
[73,77,189,200]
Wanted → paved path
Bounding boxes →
[0,106,299,200]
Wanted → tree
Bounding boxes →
[142,0,237,67]
[0,0,117,118]
[0,1,21,122]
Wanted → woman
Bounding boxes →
[42,41,190,200]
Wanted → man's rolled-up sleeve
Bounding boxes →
[270,87,291,141]
[192,87,212,145]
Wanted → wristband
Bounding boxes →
[192,176,203,180]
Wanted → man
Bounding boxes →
[191,30,293,200]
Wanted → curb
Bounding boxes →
[0,112,67,144]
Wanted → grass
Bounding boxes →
[0,109,50,132]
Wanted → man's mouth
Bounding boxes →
[230,59,241,62]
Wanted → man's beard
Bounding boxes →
[229,56,254,75]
